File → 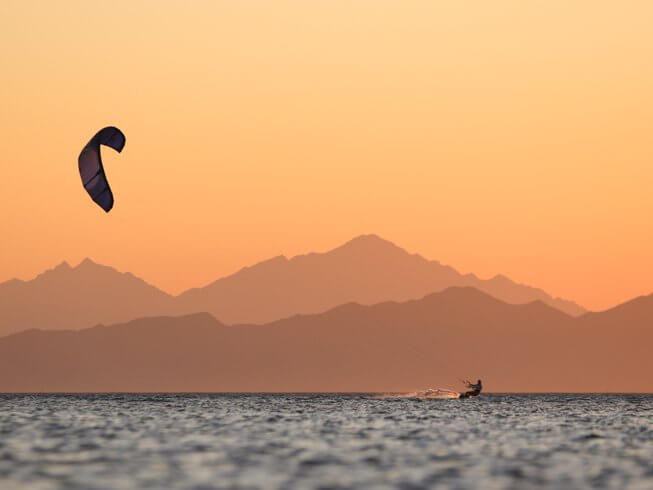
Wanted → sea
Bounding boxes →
[0,394,651,490]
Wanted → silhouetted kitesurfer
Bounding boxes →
[459,379,482,399]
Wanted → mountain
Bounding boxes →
[1,287,648,393]
[0,259,175,336]
[0,235,585,336]
[174,234,585,323]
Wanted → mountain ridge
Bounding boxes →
[0,287,649,393]
[1,234,587,336]
[173,234,586,323]
[0,258,176,336]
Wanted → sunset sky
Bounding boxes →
[1,1,652,311]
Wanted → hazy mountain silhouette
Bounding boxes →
[0,259,174,336]
[0,235,585,336]
[1,287,648,393]
[174,234,585,323]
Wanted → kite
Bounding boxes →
[78,126,126,212]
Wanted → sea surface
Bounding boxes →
[0,394,651,490]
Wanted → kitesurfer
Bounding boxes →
[459,379,482,399]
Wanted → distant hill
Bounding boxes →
[175,234,585,323]
[1,287,648,393]
[0,259,175,336]
[0,234,585,336]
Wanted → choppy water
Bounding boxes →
[0,394,651,489]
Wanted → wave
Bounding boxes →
[375,388,460,399]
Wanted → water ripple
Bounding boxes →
[0,394,651,489]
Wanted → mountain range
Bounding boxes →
[0,258,173,336]
[1,287,650,393]
[0,235,585,336]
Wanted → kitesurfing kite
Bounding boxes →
[78,126,126,212]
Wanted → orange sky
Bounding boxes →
[1,1,652,311]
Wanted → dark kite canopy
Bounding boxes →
[78,126,126,212]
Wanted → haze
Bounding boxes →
[1,1,652,311]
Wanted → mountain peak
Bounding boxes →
[490,273,511,283]
[73,258,120,275]
[346,233,393,245]
[333,234,405,255]
[76,257,99,268]
[54,261,72,271]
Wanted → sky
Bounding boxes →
[1,1,652,311]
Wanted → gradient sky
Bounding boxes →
[1,1,652,311]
